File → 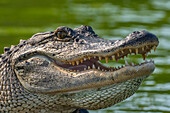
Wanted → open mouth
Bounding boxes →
[54,44,157,73]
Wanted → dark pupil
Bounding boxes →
[57,31,67,39]
[75,38,79,42]
[57,31,63,38]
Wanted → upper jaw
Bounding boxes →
[55,30,159,62]
[51,30,158,73]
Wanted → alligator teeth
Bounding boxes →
[117,52,119,57]
[98,67,100,70]
[72,62,75,66]
[129,49,132,53]
[65,43,157,72]
[112,55,115,61]
[84,58,87,61]
[76,61,79,65]
[92,64,95,69]
[99,56,102,60]
[80,59,83,63]
[142,47,144,51]
[105,57,108,64]
[125,60,129,66]
[146,52,148,56]
[135,49,138,54]
[153,46,157,51]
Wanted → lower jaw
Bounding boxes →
[68,61,154,89]
[45,61,155,94]
[66,76,145,110]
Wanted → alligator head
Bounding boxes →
[12,25,158,111]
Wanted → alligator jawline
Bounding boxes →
[53,44,157,73]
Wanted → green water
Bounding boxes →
[0,0,170,112]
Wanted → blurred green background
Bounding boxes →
[0,0,170,113]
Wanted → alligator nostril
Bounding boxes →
[75,38,79,42]
[133,31,140,34]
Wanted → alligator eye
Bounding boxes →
[56,31,67,39]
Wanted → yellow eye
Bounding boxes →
[56,31,67,39]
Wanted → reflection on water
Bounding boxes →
[0,0,169,112]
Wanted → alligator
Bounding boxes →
[0,25,159,113]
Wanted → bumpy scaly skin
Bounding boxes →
[0,25,158,113]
